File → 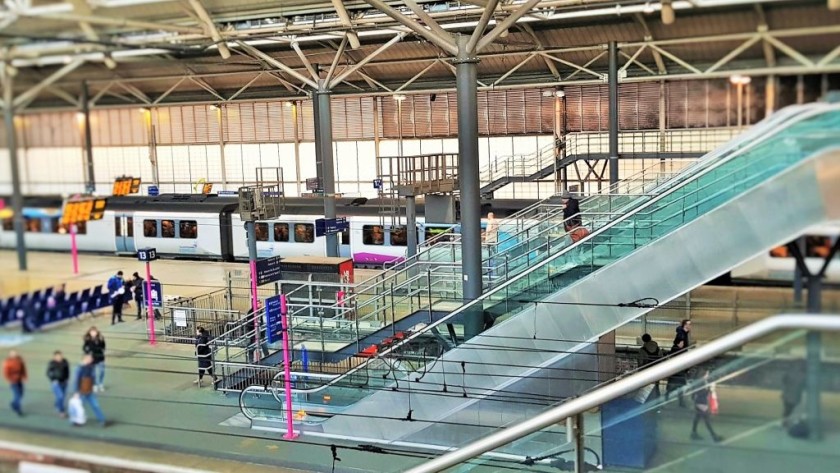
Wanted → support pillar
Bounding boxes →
[608,41,619,185]
[806,275,822,440]
[81,81,96,194]
[455,36,483,340]
[406,195,417,258]
[3,77,26,270]
[313,85,338,257]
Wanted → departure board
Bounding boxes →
[113,177,141,196]
[61,197,108,225]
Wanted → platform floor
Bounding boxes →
[1,250,840,472]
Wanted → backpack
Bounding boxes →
[79,373,94,394]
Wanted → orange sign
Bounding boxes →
[112,177,141,196]
[61,197,108,225]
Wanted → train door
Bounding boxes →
[114,214,135,254]
[338,227,351,258]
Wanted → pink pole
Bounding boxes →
[70,224,79,275]
[145,262,156,345]
[280,294,298,440]
[249,259,261,362]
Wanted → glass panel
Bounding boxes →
[179,220,198,239]
[1,219,12,231]
[363,225,385,245]
[143,219,157,237]
[25,218,41,233]
[274,223,289,242]
[294,223,314,243]
[255,222,269,242]
[390,226,407,246]
[161,219,175,238]
[127,217,133,237]
[114,216,122,237]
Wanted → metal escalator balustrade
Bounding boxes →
[408,313,840,473]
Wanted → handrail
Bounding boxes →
[405,313,840,473]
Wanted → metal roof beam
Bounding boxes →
[648,43,702,74]
[324,35,348,88]
[395,60,438,92]
[519,23,560,79]
[68,0,118,69]
[23,11,202,34]
[187,0,231,59]
[403,0,454,46]
[476,0,540,53]
[152,76,187,105]
[236,42,318,89]
[291,41,321,83]
[705,35,761,73]
[47,86,81,107]
[330,32,405,89]
[227,72,263,101]
[763,35,814,67]
[467,0,499,54]
[361,0,457,55]
[13,59,84,109]
[331,0,361,49]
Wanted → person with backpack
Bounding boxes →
[638,333,661,367]
[666,320,692,406]
[47,351,70,417]
[3,350,26,416]
[106,271,125,325]
[82,327,106,392]
[74,354,106,427]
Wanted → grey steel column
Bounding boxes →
[81,81,95,193]
[806,275,822,440]
[4,82,26,270]
[313,86,338,256]
[608,41,619,185]
[794,237,805,303]
[455,37,483,340]
[406,195,417,258]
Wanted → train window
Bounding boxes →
[143,220,158,237]
[50,218,61,233]
[425,227,448,244]
[114,217,122,237]
[390,226,407,246]
[255,223,269,242]
[340,228,350,245]
[363,225,385,245]
[179,220,198,239]
[25,218,41,233]
[161,220,176,238]
[76,221,87,235]
[294,223,315,243]
[806,236,831,258]
[127,217,133,237]
[274,223,289,242]
[1,219,11,231]
[769,246,789,258]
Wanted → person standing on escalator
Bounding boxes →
[561,191,589,243]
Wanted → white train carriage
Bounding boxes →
[130,211,226,258]
[0,208,117,253]
[230,214,329,260]
[731,222,840,282]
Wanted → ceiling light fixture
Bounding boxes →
[661,0,675,24]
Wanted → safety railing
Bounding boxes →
[407,313,840,472]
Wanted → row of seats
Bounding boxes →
[0,285,111,331]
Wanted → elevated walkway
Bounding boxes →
[239,103,840,446]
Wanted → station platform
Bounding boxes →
[2,250,840,472]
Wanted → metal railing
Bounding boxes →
[406,313,840,472]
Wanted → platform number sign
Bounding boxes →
[137,248,158,262]
[373,178,383,190]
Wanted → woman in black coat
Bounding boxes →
[194,327,215,388]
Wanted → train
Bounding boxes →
[1,194,837,283]
[0,194,531,267]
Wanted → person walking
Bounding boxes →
[638,333,661,367]
[107,271,125,325]
[74,354,106,427]
[690,368,723,442]
[131,272,144,320]
[561,191,582,229]
[666,320,692,406]
[82,327,106,392]
[47,351,70,417]
[3,350,26,416]
[194,327,216,388]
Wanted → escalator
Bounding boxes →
[241,104,840,447]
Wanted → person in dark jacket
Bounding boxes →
[691,368,722,442]
[82,327,106,392]
[666,320,692,406]
[194,327,216,387]
[561,190,582,229]
[131,272,144,320]
[47,351,70,417]
[638,333,661,367]
[75,354,106,426]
